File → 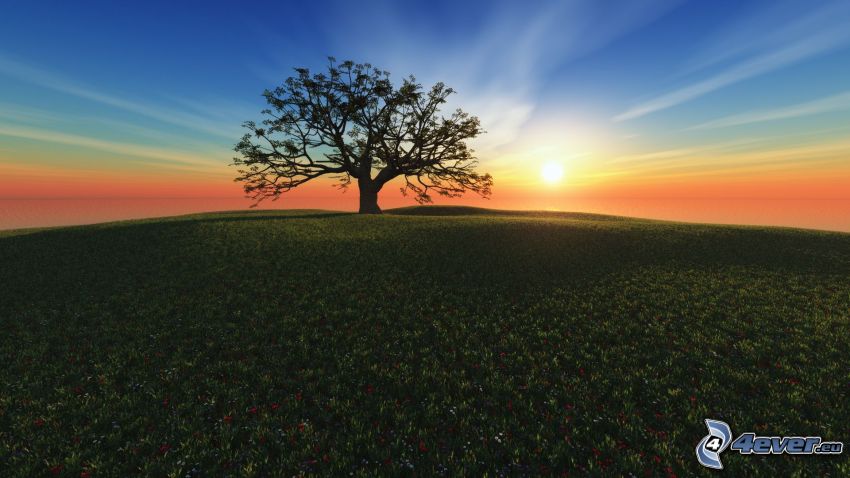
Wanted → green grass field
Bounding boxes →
[1,207,848,476]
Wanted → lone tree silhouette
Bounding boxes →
[233,58,493,214]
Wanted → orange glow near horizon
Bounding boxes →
[2,158,849,232]
[4,159,849,200]
[2,133,850,231]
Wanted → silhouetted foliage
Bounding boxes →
[233,58,493,213]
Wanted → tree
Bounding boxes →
[232,58,493,214]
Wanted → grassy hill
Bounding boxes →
[1,207,848,476]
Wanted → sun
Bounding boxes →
[540,161,564,184]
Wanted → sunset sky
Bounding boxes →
[1,0,849,229]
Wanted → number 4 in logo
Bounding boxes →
[705,437,723,452]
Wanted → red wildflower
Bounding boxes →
[419,440,428,452]
[689,395,696,404]
[579,368,585,376]
[789,378,800,385]
[271,402,280,411]
[81,471,91,478]
[223,415,233,424]
[298,422,306,432]
[365,385,375,394]
[653,455,661,463]
[49,465,63,475]
[159,443,171,455]
[323,454,330,463]
[248,406,258,415]
[507,399,513,411]
[666,466,677,478]
[34,418,45,427]
[295,392,303,401]
[162,397,169,408]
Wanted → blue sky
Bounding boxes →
[1,0,850,201]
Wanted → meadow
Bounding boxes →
[1,207,848,476]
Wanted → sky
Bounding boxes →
[1,0,850,230]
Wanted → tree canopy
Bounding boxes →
[232,58,493,213]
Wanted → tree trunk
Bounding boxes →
[358,179,382,214]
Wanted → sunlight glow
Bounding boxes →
[540,161,564,184]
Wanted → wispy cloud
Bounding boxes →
[444,0,681,151]
[607,137,767,166]
[683,1,849,75]
[603,140,850,180]
[0,102,64,124]
[614,33,849,122]
[0,123,225,171]
[253,0,681,153]
[613,1,850,122]
[636,143,850,180]
[686,91,850,130]
[0,54,240,139]
[0,100,231,159]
